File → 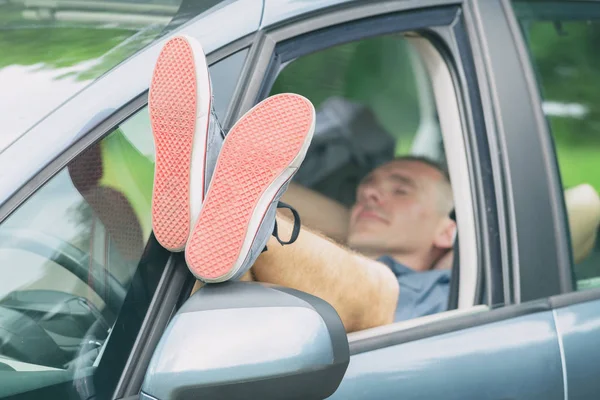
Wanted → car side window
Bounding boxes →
[271,35,444,208]
[0,108,157,399]
[0,49,248,399]
[268,33,473,323]
[513,1,600,290]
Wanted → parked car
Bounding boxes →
[1,0,600,399]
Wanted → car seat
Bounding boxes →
[565,184,600,264]
[68,131,154,271]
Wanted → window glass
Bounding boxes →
[271,35,443,207]
[513,1,600,289]
[269,34,461,324]
[0,49,247,399]
[0,113,157,399]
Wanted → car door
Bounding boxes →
[509,1,600,398]
[0,2,259,398]
[230,1,570,399]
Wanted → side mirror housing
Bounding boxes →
[141,282,349,400]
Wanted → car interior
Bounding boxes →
[1,31,600,378]
[266,31,600,337]
[270,33,476,320]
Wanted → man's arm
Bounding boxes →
[251,215,399,333]
[281,182,350,244]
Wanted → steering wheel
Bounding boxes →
[0,229,127,316]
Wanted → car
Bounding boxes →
[1,0,600,399]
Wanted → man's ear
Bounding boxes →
[433,217,457,250]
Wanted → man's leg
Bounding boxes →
[191,215,398,333]
[253,214,399,333]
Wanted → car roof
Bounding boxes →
[261,0,355,29]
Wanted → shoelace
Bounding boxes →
[262,201,301,253]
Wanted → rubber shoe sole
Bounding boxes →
[149,35,211,252]
[185,94,315,282]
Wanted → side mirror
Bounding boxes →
[141,282,349,400]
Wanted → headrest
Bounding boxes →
[444,185,600,268]
[565,184,600,264]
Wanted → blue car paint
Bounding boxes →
[554,298,600,399]
[330,311,564,399]
[144,308,335,398]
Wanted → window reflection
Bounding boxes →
[0,0,185,149]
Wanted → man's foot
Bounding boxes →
[150,35,223,252]
[185,94,315,283]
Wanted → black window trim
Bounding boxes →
[452,7,506,306]
[231,0,468,124]
[113,253,190,399]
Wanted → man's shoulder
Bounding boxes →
[377,255,451,322]
[377,255,451,281]
[377,255,413,276]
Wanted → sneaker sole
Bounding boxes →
[186,94,315,282]
[150,35,211,252]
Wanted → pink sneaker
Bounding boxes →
[185,94,315,282]
[149,35,223,252]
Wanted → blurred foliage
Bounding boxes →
[273,8,600,194]
[0,1,183,142]
[0,2,171,81]
[521,17,600,193]
[0,27,133,71]
[271,35,421,152]
[514,2,600,282]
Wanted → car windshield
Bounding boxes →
[0,0,202,151]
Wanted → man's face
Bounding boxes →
[347,160,451,263]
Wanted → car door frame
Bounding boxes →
[224,0,575,362]
[215,1,573,397]
[233,0,576,307]
[466,0,573,303]
[498,1,600,398]
[227,0,504,308]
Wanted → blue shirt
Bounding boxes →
[378,255,451,322]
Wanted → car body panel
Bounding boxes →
[260,0,464,29]
[469,0,571,302]
[261,0,354,28]
[329,312,564,399]
[554,298,600,399]
[0,0,261,212]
